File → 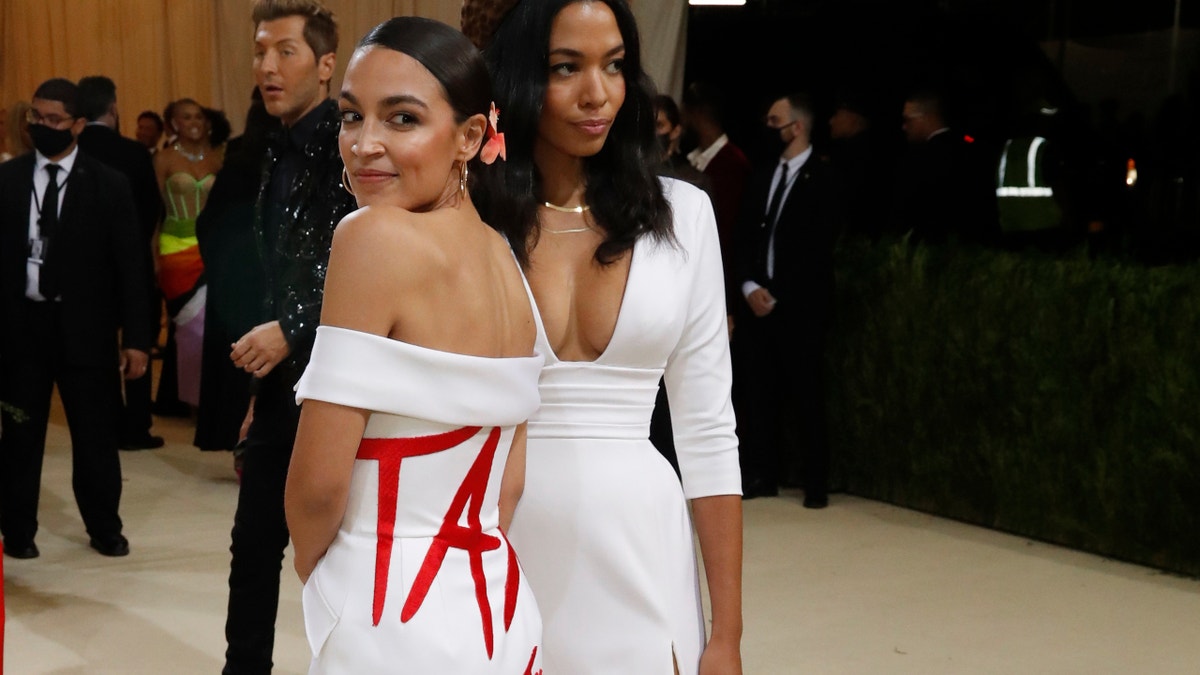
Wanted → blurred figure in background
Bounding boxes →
[824,89,896,239]
[0,106,11,161]
[193,89,274,467]
[653,93,709,193]
[76,75,165,451]
[153,98,229,411]
[136,111,165,155]
[3,102,33,160]
[893,87,998,245]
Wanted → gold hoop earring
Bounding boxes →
[341,167,355,196]
[459,161,470,200]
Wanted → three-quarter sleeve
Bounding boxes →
[661,181,743,499]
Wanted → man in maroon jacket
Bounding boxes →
[682,82,750,316]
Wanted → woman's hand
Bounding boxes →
[699,635,742,675]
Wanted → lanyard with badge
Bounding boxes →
[27,171,68,266]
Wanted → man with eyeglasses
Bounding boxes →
[0,78,153,561]
[892,87,998,245]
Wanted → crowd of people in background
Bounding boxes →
[1,5,1183,514]
[1,81,264,465]
[0,8,1187,515]
[642,68,1200,504]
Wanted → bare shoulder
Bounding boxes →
[331,206,445,283]
[481,220,519,262]
[153,147,174,170]
[334,205,425,253]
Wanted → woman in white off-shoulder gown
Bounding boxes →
[285,17,543,674]
[294,329,543,673]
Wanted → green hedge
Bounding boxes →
[827,236,1200,577]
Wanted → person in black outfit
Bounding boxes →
[221,2,356,673]
[733,93,839,508]
[0,78,153,559]
[654,93,712,195]
[892,88,998,245]
[824,90,898,240]
[76,75,165,451]
[193,90,275,457]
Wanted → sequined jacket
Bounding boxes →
[254,102,357,384]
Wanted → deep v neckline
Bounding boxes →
[527,240,638,365]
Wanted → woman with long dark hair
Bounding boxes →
[464,1,744,673]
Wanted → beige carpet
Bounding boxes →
[5,395,1200,674]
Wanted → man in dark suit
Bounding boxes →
[732,93,839,508]
[825,90,899,240]
[77,75,165,451]
[0,78,153,559]
[893,88,998,245]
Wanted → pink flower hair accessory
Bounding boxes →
[481,102,506,165]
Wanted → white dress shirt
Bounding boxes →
[742,145,812,298]
[686,134,730,172]
[27,146,77,301]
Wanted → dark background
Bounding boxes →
[681,0,1200,260]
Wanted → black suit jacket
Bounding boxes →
[77,125,162,241]
[0,150,153,367]
[734,150,840,327]
[892,131,999,244]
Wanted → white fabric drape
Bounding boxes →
[632,0,688,100]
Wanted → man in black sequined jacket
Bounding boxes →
[222,2,357,672]
[243,98,351,385]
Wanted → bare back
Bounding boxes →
[320,204,536,359]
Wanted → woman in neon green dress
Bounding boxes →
[154,99,227,407]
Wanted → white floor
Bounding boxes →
[5,399,1200,674]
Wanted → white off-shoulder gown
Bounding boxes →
[295,326,545,674]
[508,178,742,675]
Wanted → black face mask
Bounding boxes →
[29,124,75,158]
[761,126,788,156]
[656,132,673,157]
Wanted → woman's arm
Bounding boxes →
[286,399,368,583]
[692,495,744,675]
[660,182,745,672]
[498,422,528,532]
[284,208,400,582]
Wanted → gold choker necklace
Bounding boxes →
[541,201,590,213]
[542,225,595,234]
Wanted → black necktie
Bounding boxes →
[763,162,789,279]
[38,164,61,298]
[41,164,61,238]
[763,162,788,227]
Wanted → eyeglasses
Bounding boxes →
[26,109,76,128]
